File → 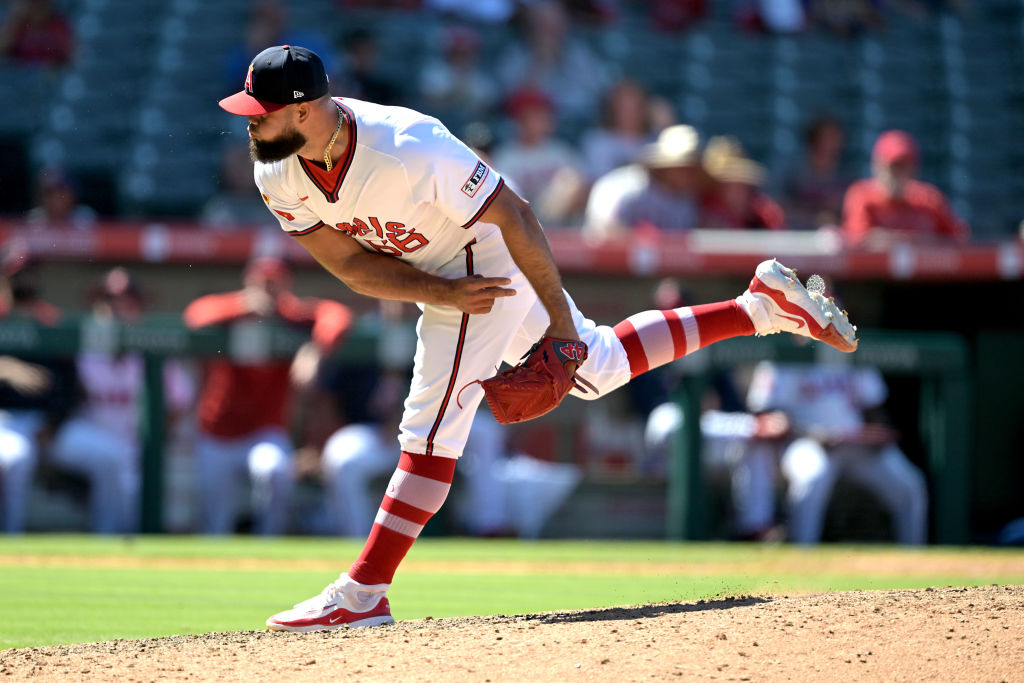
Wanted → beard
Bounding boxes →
[249,127,307,163]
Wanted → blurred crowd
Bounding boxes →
[1,0,977,248]
[206,0,972,248]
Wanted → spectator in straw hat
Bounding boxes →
[701,136,786,231]
[842,130,968,249]
[583,124,707,240]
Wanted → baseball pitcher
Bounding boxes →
[217,45,858,631]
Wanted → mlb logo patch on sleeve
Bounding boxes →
[461,161,489,198]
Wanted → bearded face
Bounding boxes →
[248,122,306,163]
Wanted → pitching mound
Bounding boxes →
[3,585,1021,681]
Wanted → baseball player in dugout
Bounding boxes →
[218,45,860,631]
[183,257,352,535]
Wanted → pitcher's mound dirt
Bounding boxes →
[2,585,1021,681]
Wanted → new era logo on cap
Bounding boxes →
[219,45,329,116]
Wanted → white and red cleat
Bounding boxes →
[736,259,859,353]
[265,573,395,632]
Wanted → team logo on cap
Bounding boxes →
[244,65,253,93]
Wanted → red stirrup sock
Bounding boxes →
[613,300,755,378]
[347,451,456,586]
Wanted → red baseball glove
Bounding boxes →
[459,336,597,425]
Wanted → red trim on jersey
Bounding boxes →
[424,243,474,456]
[461,177,505,229]
[297,101,357,203]
[298,157,342,203]
[289,220,327,236]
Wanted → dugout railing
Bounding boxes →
[0,317,970,543]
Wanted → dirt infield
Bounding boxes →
[2,585,1021,681]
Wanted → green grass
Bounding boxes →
[1,535,1022,649]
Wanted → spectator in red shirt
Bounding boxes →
[701,136,786,231]
[842,130,969,249]
[0,0,74,68]
[183,258,352,535]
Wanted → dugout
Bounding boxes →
[0,226,1021,543]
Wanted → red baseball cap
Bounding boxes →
[505,87,554,118]
[873,130,919,165]
[219,45,329,116]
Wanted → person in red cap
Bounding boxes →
[491,87,587,227]
[183,257,352,535]
[842,130,969,248]
[217,44,859,632]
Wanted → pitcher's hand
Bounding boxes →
[449,275,516,314]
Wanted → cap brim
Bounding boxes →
[218,90,287,116]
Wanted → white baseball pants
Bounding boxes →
[0,410,41,533]
[195,427,293,535]
[51,417,139,534]
[398,230,632,459]
[781,438,929,545]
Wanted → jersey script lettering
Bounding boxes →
[334,217,430,256]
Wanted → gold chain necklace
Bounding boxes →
[323,104,343,171]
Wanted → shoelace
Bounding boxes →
[321,580,344,605]
[293,576,346,610]
[309,576,380,611]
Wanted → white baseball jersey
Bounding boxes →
[255,97,505,274]
[254,97,632,458]
[746,362,887,438]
